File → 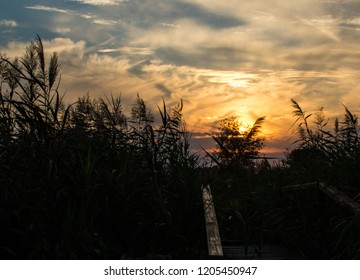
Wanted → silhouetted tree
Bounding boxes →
[208,116,266,170]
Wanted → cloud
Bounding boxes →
[98,46,154,55]
[301,15,340,42]
[341,17,360,29]
[92,19,122,25]
[26,5,72,15]
[3,0,360,155]
[158,22,181,29]
[0,20,18,27]
[26,5,95,19]
[121,1,357,74]
[72,0,129,6]
[54,28,72,34]
[26,4,124,26]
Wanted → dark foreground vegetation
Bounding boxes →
[1,37,359,259]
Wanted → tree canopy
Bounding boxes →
[208,116,266,169]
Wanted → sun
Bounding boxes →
[237,120,250,133]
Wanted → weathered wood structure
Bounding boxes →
[201,185,223,258]
[202,181,360,259]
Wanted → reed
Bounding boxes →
[1,37,360,259]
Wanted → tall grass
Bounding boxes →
[287,99,360,195]
[1,37,360,259]
[0,37,204,259]
[205,99,360,259]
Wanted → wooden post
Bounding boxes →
[202,185,223,258]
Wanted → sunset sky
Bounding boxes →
[1,0,360,157]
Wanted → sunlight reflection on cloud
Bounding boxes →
[203,72,257,88]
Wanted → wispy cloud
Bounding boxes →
[26,5,71,14]
[301,15,340,42]
[158,22,181,29]
[72,0,129,6]
[93,19,122,25]
[26,5,95,20]
[341,17,360,29]
[98,46,154,55]
[54,28,72,34]
[0,20,18,27]
[26,5,123,26]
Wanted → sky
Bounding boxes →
[1,0,360,158]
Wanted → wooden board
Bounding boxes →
[202,185,223,258]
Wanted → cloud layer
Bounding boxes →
[1,0,360,156]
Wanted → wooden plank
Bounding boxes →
[319,182,360,215]
[202,185,223,258]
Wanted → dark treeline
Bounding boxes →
[1,37,360,259]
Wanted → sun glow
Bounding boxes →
[237,120,250,133]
